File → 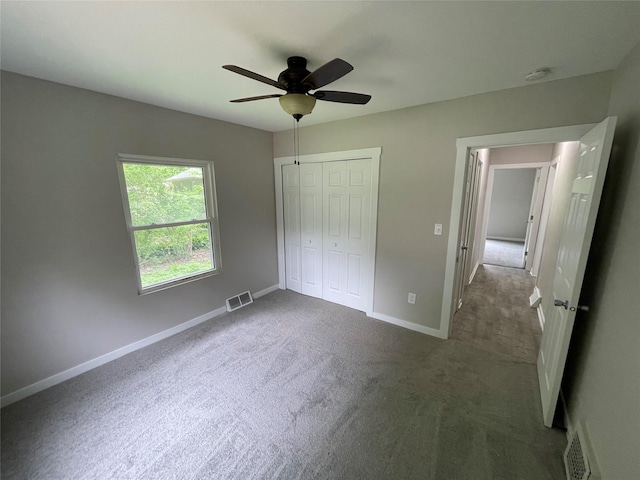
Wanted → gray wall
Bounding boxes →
[564,41,640,478]
[274,72,612,329]
[489,143,554,166]
[1,72,278,396]
[486,168,537,240]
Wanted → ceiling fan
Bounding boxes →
[222,56,371,121]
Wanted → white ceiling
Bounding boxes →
[2,1,639,132]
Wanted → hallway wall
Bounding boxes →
[486,168,537,241]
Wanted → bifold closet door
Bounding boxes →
[282,164,301,293]
[323,159,371,311]
[299,163,323,298]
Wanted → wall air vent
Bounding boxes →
[226,291,253,312]
[564,422,593,480]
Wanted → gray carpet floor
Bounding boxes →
[1,288,566,479]
[452,264,542,363]
[484,239,525,269]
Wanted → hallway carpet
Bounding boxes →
[2,289,565,479]
[484,239,525,269]
[452,264,541,363]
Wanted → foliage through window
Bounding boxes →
[117,155,222,293]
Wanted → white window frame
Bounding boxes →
[116,153,223,294]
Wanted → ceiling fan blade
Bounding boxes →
[222,65,285,90]
[303,58,353,90]
[230,94,283,103]
[313,90,371,105]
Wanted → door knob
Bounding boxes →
[554,299,590,312]
[554,299,569,309]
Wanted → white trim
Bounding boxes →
[116,153,223,295]
[370,311,447,339]
[274,161,286,290]
[468,261,480,284]
[274,147,382,317]
[537,303,546,330]
[482,161,549,262]
[483,162,551,273]
[0,285,280,408]
[441,123,598,339]
[489,162,549,170]
[486,236,526,242]
[253,284,280,298]
[1,306,225,407]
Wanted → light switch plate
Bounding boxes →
[434,224,443,235]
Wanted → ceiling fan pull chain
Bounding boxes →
[293,116,299,165]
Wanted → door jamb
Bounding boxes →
[274,147,382,317]
[440,124,597,339]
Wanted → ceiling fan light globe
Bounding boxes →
[279,93,316,118]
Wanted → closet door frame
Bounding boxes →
[274,147,381,317]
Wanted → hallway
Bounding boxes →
[451,264,541,363]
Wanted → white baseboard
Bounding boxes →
[536,303,546,330]
[1,284,280,408]
[486,236,526,242]
[468,262,480,284]
[253,284,280,298]
[371,311,448,339]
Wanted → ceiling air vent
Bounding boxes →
[564,422,593,480]
[226,291,253,312]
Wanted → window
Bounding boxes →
[117,154,222,294]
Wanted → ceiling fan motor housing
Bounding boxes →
[278,56,312,93]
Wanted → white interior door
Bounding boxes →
[299,163,323,298]
[522,169,542,269]
[323,159,372,311]
[455,152,477,310]
[282,164,301,293]
[464,157,483,282]
[537,117,616,427]
[531,164,558,277]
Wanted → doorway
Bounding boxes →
[482,166,540,269]
[453,146,551,311]
[442,119,615,428]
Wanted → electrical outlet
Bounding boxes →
[408,292,416,304]
[434,224,443,235]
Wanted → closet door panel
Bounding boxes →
[300,163,323,298]
[322,162,348,305]
[282,164,301,293]
[344,160,372,310]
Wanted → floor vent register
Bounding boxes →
[226,291,253,312]
[564,422,593,480]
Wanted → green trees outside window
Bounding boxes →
[118,156,221,292]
